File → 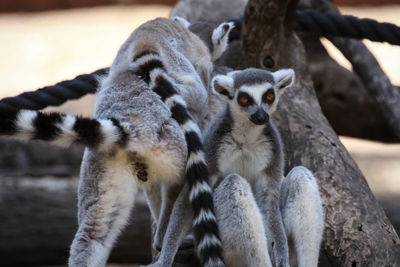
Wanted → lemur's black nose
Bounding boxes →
[250,109,269,125]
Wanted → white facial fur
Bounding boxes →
[236,83,273,119]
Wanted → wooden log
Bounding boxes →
[0,172,152,265]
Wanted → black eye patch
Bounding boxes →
[262,89,275,103]
[237,92,254,106]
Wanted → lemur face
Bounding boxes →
[235,83,275,125]
[212,68,295,125]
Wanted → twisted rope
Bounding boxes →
[0,68,107,111]
[230,10,400,45]
[2,10,400,111]
[295,10,400,45]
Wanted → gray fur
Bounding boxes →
[213,174,272,267]
[280,166,324,267]
[202,68,324,267]
[149,185,194,267]
[203,106,233,178]
[232,68,274,88]
[188,22,215,52]
[68,17,223,267]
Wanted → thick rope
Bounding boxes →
[0,68,107,111]
[1,10,400,111]
[230,10,400,45]
[295,10,400,45]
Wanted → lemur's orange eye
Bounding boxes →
[265,93,274,102]
[239,96,249,104]
[237,93,252,106]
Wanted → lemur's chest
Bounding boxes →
[217,135,272,181]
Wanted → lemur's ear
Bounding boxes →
[273,69,295,93]
[211,22,235,60]
[212,75,235,100]
[173,16,191,28]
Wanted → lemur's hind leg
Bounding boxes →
[280,166,324,267]
[143,182,162,223]
[152,183,184,251]
[143,184,193,267]
[214,174,273,267]
[69,149,138,267]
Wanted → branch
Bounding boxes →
[300,34,399,142]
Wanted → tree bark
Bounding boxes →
[241,0,400,265]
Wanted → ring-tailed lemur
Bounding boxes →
[150,66,324,266]
[0,17,234,267]
[201,68,324,267]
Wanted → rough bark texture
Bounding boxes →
[241,0,400,265]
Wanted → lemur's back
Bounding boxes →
[129,18,212,82]
[102,18,212,128]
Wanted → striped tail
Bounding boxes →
[132,52,225,267]
[0,108,128,150]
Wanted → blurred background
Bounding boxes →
[0,0,399,265]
